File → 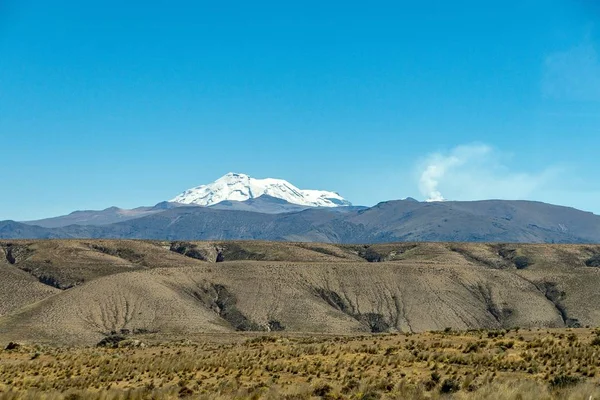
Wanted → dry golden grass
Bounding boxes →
[2,328,600,399]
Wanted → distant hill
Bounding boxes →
[344,199,600,243]
[19,196,350,229]
[0,221,60,239]
[20,203,183,228]
[4,199,600,243]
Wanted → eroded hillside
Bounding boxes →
[1,240,600,345]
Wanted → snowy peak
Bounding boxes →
[170,172,352,208]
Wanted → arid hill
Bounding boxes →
[1,240,600,345]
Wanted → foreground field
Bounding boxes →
[2,328,600,399]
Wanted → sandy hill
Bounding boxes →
[1,240,600,345]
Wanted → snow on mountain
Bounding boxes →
[170,173,352,208]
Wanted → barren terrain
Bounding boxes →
[1,240,600,346]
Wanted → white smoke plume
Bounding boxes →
[418,144,491,202]
[412,143,591,213]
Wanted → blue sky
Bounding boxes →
[1,0,599,220]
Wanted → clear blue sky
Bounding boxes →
[1,0,599,220]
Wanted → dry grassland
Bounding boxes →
[2,328,600,399]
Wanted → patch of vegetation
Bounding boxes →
[537,282,581,328]
[213,284,264,331]
[246,336,278,344]
[96,335,126,348]
[440,378,460,393]
[494,245,533,269]
[37,274,68,289]
[463,340,488,353]
[450,246,500,269]
[268,320,285,332]
[4,342,20,351]
[476,285,513,325]
[514,255,531,269]
[89,244,145,263]
[219,243,266,261]
[298,244,343,258]
[312,383,333,397]
[1,243,33,265]
[496,245,516,260]
[3,328,600,399]
[315,288,352,314]
[169,242,207,261]
[358,246,383,262]
[585,254,600,268]
[315,288,391,333]
[360,313,390,333]
[550,375,581,389]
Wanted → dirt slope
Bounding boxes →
[0,247,60,317]
[1,240,599,345]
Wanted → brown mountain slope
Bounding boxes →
[0,247,59,317]
[1,240,599,345]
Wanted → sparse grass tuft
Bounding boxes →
[1,328,600,399]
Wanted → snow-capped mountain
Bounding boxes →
[170,173,352,208]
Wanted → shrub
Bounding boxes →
[585,254,600,268]
[497,340,514,350]
[178,386,194,397]
[342,379,360,394]
[312,383,333,396]
[246,336,277,344]
[359,391,381,400]
[268,320,285,332]
[514,256,530,269]
[424,380,437,391]
[96,335,126,348]
[549,375,580,389]
[360,247,383,263]
[440,379,460,393]
[464,342,480,353]
[4,342,20,351]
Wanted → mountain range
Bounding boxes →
[3,173,599,243]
